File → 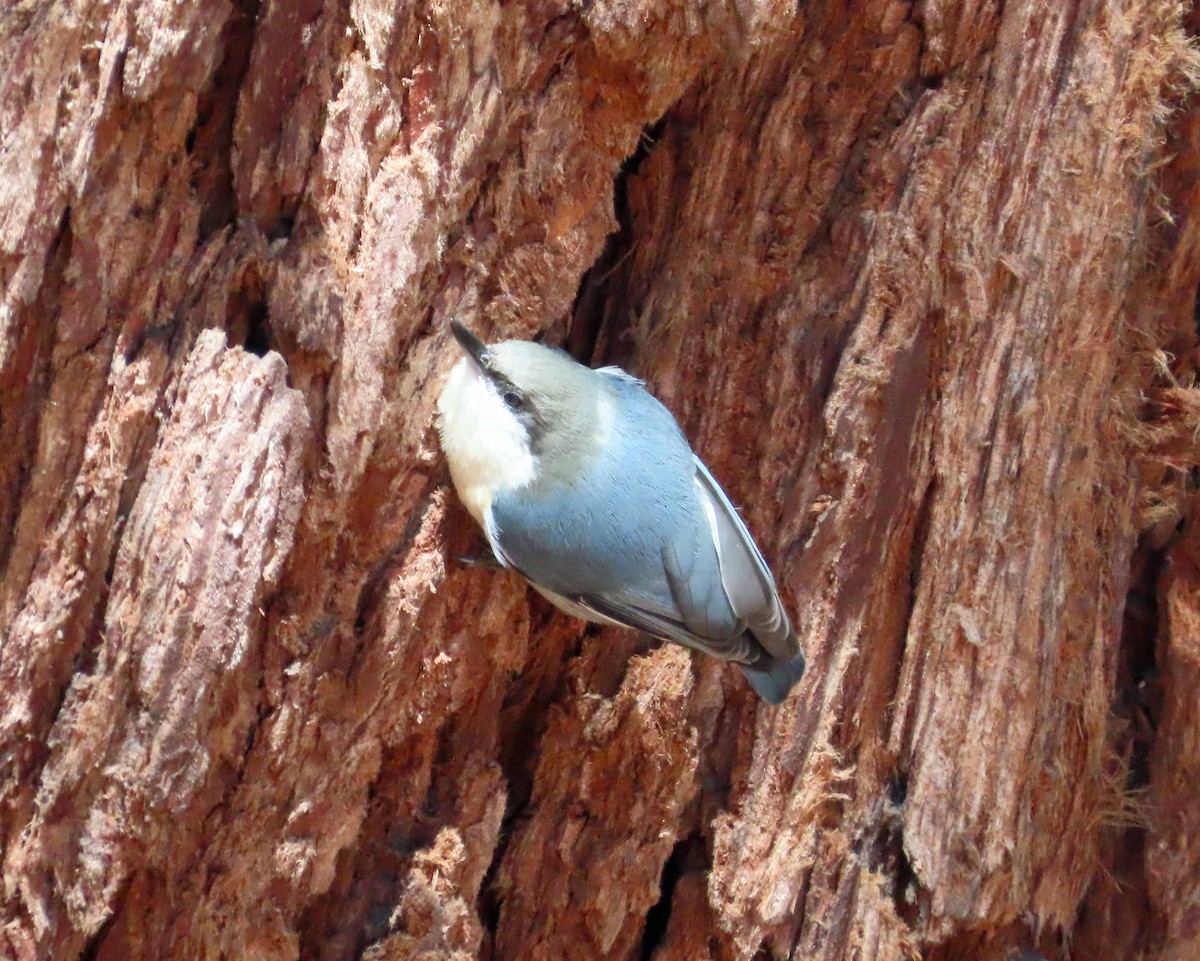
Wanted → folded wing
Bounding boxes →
[690,457,798,661]
[563,589,760,664]
[485,456,798,670]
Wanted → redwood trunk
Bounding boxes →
[2,2,1199,960]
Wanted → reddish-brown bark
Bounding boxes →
[2,1,1200,960]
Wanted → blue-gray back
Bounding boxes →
[491,373,701,604]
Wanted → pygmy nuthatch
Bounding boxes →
[436,322,806,704]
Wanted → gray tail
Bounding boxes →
[739,649,806,705]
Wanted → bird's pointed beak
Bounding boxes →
[450,321,489,370]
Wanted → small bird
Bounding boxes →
[436,322,806,703]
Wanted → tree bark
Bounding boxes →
[2,1,1199,960]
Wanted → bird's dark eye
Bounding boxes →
[502,390,525,411]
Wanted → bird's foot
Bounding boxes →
[454,552,502,571]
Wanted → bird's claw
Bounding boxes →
[454,552,502,571]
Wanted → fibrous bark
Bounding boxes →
[2,2,1199,961]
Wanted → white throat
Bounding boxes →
[436,358,536,528]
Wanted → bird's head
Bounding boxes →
[436,322,603,525]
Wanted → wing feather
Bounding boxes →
[488,506,744,657]
[566,590,758,663]
[692,457,798,661]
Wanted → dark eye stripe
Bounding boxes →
[488,371,525,409]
